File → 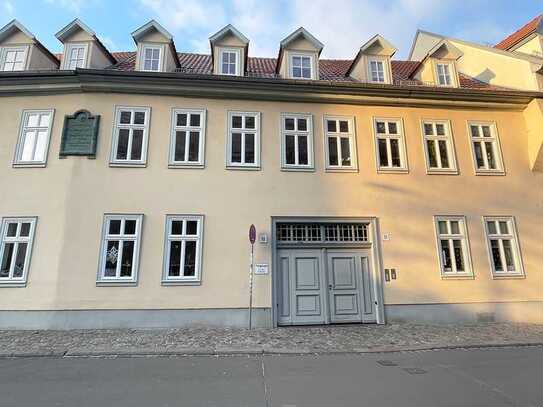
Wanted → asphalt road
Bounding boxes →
[1,347,542,407]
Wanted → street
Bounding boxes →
[1,347,542,406]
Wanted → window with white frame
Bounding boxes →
[169,109,206,167]
[227,111,260,168]
[434,216,473,278]
[1,47,27,71]
[0,217,36,286]
[281,113,314,169]
[290,54,313,79]
[324,117,357,170]
[141,45,162,71]
[484,217,523,278]
[14,109,54,166]
[163,215,203,284]
[368,59,385,83]
[110,106,151,166]
[97,214,143,284]
[65,44,87,69]
[220,49,239,75]
[422,120,457,173]
[469,122,504,174]
[374,119,407,171]
[436,63,453,86]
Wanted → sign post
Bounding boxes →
[248,224,256,329]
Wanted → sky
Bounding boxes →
[1,0,541,59]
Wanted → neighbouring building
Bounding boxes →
[0,15,542,329]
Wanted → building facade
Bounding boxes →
[0,17,542,329]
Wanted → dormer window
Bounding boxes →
[436,62,453,86]
[141,45,162,72]
[220,48,240,75]
[65,44,87,69]
[290,54,313,79]
[1,46,27,71]
[368,59,385,83]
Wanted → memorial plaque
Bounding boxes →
[59,110,100,158]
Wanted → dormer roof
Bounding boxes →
[346,34,397,76]
[279,27,324,53]
[209,24,249,45]
[427,40,463,60]
[131,19,173,43]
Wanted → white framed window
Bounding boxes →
[162,215,204,285]
[0,46,27,71]
[368,59,386,83]
[468,122,504,174]
[324,116,357,171]
[421,120,458,174]
[434,216,473,279]
[483,217,524,278]
[219,48,240,76]
[0,217,37,287]
[373,118,408,172]
[290,54,313,79]
[64,44,88,69]
[97,214,143,285]
[281,113,314,170]
[226,111,261,169]
[140,45,162,72]
[110,106,151,166]
[435,62,454,86]
[14,109,55,167]
[169,109,206,168]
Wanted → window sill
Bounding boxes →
[325,167,359,173]
[491,273,525,280]
[377,168,409,174]
[96,280,138,287]
[0,281,27,288]
[281,166,315,172]
[161,280,202,286]
[109,162,147,168]
[226,165,261,171]
[168,163,205,169]
[440,274,475,280]
[12,162,47,168]
[474,170,506,176]
[426,169,459,175]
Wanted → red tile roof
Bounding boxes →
[495,14,543,50]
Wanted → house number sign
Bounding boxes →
[59,110,100,158]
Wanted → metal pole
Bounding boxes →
[248,243,254,329]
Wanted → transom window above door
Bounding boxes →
[324,116,357,171]
[281,113,314,170]
[141,45,162,71]
[14,109,55,167]
[219,49,240,75]
[226,111,261,169]
[1,47,27,71]
[169,109,206,168]
[422,120,458,174]
[468,122,504,175]
[434,216,473,279]
[110,106,151,166]
[290,54,313,79]
[373,118,408,172]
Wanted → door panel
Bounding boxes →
[327,252,362,323]
[360,256,377,322]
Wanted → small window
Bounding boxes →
[97,214,143,285]
[434,216,473,278]
[368,59,386,83]
[436,63,453,86]
[281,113,314,170]
[290,54,313,79]
[163,215,204,284]
[227,111,261,169]
[483,217,524,278]
[110,106,151,166]
[14,109,55,167]
[422,120,457,173]
[324,116,357,171]
[1,47,27,71]
[141,45,162,72]
[169,109,206,167]
[0,217,37,287]
[219,49,240,75]
[65,44,87,69]
[373,118,408,172]
[468,122,504,174]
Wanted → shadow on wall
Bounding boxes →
[474,68,496,84]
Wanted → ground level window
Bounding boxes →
[483,217,523,278]
[434,216,472,278]
[163,215,203,284]
[0,217,37,286]
[97,214,143,284]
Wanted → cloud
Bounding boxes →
[2,0,14,15]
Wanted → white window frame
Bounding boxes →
[63,43,88,70]
[162,215,204,285]
[289,53,314,80]
[139,44,163,72]
[323,115,358,171]
[219,48,241,76]
[0,46,28,71]
[433,216,474,279]
[367,58,387,83]
[468,121,505,175]
[373,117,408,172]
[169,108,206,168]
[421,119,458,174]
[110,106,151,167]
[483,216,524,279]
[97,214,143,285]
[280,113,314,171]
[226,111,261,169]
[0,217,37,287]
[435,62,455,87]
[13,109,55,167]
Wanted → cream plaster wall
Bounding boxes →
[514,35,543,57]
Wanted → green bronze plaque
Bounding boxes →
[59,110,100,158]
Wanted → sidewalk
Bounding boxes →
[1,323,543,358]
